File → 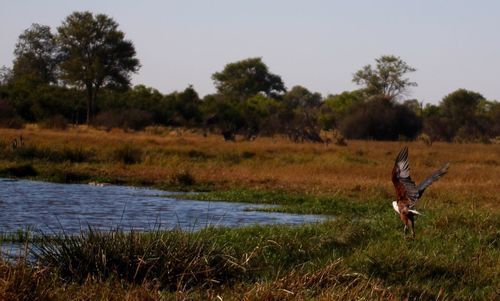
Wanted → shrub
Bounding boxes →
[169,170,196,186]
[241,151,256,159]
[59,146,95,163]
[111,144,143,164]
[340,97,422,140]
[38,115,68,130]
[0,100,25,129]
[187,149,209,159]
[94,109,153,131]
[0,164,38,177]
[417,133,432,146]
[48,168,90,183]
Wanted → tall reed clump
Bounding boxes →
[1,142,94,163]
[110,144,143,164]
[236,259,393,300]
[169,169,196,187]
[31,227,248,291]
[0,259,56,301]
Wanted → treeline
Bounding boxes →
[1,12,499,143]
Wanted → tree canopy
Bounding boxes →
[353,55,417,100]
[212,57,286,101]
[57,11,140,124]
[12,23,59,85]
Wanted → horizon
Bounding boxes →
[1,1,499,104]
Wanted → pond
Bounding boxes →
[0,178,325,236]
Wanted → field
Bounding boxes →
[0,126,499,300]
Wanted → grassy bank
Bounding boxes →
[0,126,499,299]
[1,193,498,300]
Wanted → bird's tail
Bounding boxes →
[408,209,422,216]
[417,163,449,198]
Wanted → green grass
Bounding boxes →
[171,188,385,216]
[1,190,498,300]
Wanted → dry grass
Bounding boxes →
[1,126,498,209]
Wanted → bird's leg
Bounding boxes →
[411,219,415,239]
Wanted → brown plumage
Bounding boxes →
[392,146,449,238]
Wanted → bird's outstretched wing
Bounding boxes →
[392,146,419,205]
[417,163,449,198]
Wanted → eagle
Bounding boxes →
[392,146,449,238]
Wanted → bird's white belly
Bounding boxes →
[392,201,400,213]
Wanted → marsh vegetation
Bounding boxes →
[0,127,498,300]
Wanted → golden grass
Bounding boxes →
[1,126,499,210]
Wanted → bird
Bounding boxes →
[391,146,449,238]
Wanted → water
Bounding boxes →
[0,178,325,235]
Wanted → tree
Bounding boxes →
[212,57,286,101]
[320,90,364,129]
[281,86,323,142]
[57,11,140,124]
[239,94,281,138]
[353,55,417,100]
[440,89,485,140]
[0,66,12,85]
[12,24,59,85]
[168,85,202,126]
[441,89,483,126]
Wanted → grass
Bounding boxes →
[0,197,498,300]
[0,125,499,299]
[0,126,498,205]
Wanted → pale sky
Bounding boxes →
[1,0,499,104]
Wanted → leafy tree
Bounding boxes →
[422,103,441,118]
[282,85,321,108]
[0,66,13,85]
[212,57,286,101]
[439,89,491,141]
[201,94,246,135]
[12,24,59,85]
[320,90,364,129]
[403,99,422,116]
[353,55,417,100]
[239,94,281,138]
[168,85,202,126]
[441,89,483,126]
[57,11,140,124]
[99,85,164,122]
[280,86,323,141]
[486,101,500,137]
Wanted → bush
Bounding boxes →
[169,170,196,186]
[340,97,422,140]
[48,168,90,183]
[59,146,95,163]
[0,164,38,177]
[0,100,25,129]
[111,144,143,164]
[39,115,68,130]
[94,109,153,131]
[0,116,25,129]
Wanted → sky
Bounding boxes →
[1,0,499,104]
